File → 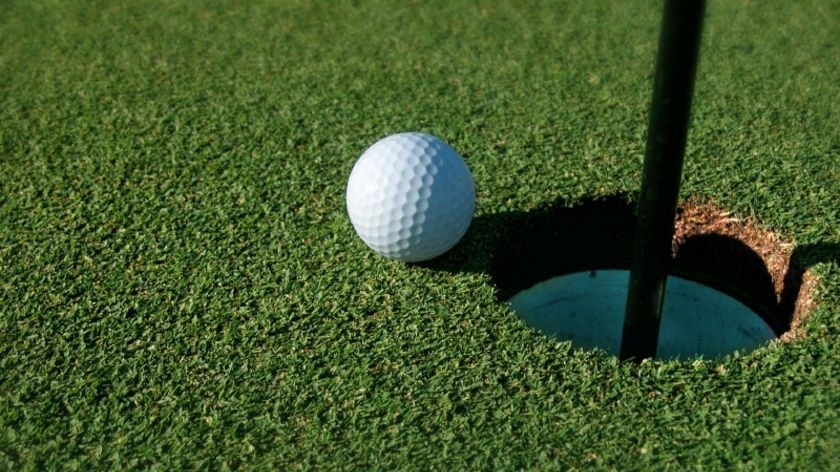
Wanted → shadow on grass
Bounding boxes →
[424,194,839,337]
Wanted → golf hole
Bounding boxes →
[509,270,774,359]
[488,196,819,360]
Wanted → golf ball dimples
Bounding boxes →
[346,132,475,262]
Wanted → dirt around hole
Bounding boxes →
[673,200,819,342]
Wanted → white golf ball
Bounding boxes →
[346,132,475,262]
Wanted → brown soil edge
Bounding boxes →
[673,199,820,342]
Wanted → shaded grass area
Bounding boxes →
[1,0,838,469]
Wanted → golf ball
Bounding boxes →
[346,132,475,262]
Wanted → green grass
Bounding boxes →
[1,0,838,469]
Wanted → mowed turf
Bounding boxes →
[1,0,838,469]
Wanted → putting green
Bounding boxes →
[1,0,837,469]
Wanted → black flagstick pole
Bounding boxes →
[620,0,706,361]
